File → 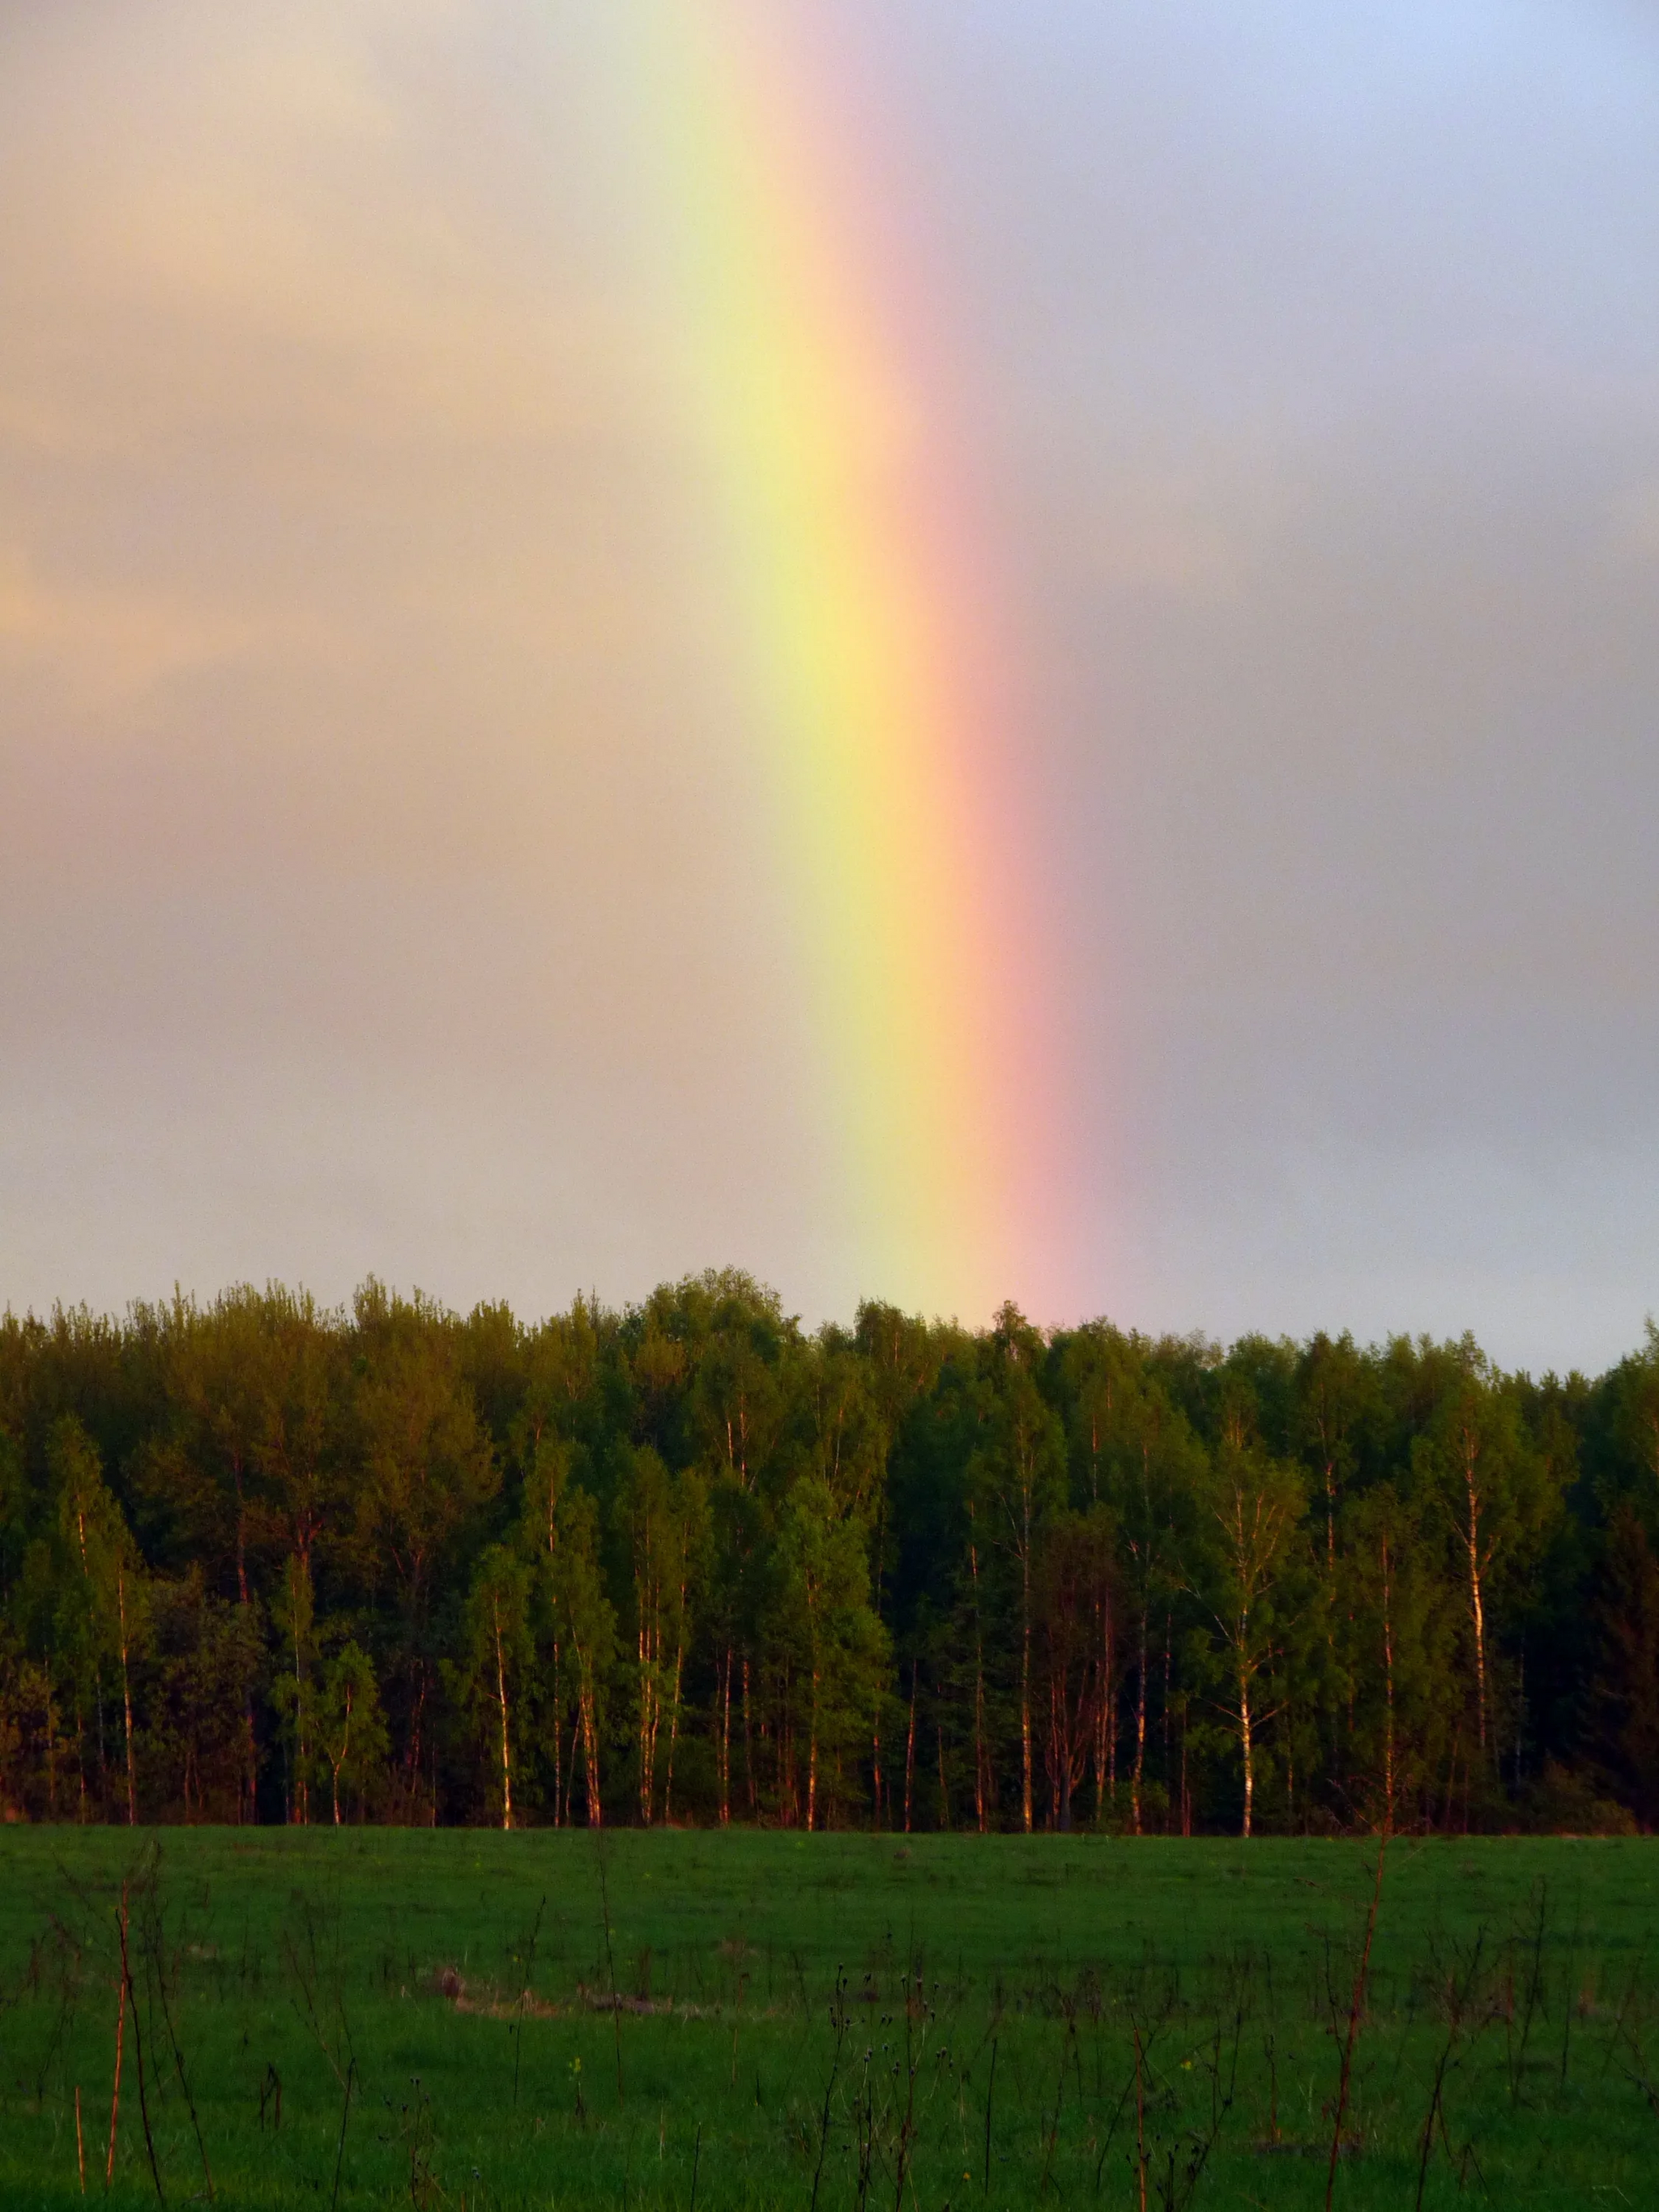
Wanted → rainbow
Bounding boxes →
[625,2,1064,1318]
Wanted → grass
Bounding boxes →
[0,1826,1656,2206]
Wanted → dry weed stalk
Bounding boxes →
[1324,1831,1387,2208]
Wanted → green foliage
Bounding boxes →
[0,1281,1650,1831]
[314,1636,388,1824]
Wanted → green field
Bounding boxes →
[1,1830,1657,2207]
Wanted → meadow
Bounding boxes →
[0,1829,1657,2208]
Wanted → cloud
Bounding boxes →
[0,0,709,731]
[0,547,257,703]
[2,0,1657,1359]
[1610,482,1659,564]
[0,11,661,467]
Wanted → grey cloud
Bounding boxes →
[3,0,1657,1362]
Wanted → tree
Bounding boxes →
[1192,1424,1306,1837]
[354,1300,498,1636]
[1587,1505,1659,1829]
[772,1477,887,1830]
[1337,1482,1457,1831]
[1412,1349,1557,1763]
[547,1487,616,1826]
[156,1289,286,1819]
[1032,1505,1117,1830]
[147,1572,263,1821]
[614,1449,705,1825]
[49,1417,145,1822]
[269,1554,318,1823]
[1295,1332,1377,1576]
[517,1436,572,1818]
[0,1274,1655,1837]
[462,1546,531,1828]
[702,1470,764,1826]
[1102,1375,1203,1835]
[352,1289,497,1799]
[241,1287,346,1817]
[970,1313,1068,1832]
[315,1639,388,1825]
[1613,1320,1659,1496]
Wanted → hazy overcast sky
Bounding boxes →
[2,0,1657,1370]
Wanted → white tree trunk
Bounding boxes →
[494,1596,514,1830]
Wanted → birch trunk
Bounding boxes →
[664,1642,684,1823]
[807,1666,820,1832]
[576,1649,600,1827]
[969,1536,988,1833]
[1132,1606,1148,1838]
[719,1646,731,1827]
[117,1569,136,1826]
[331,1683,352,1826]
[903,1663,917,1834]
[493,1596,513,1830]
[1380,1528,1396,1830]
[1465,1494,1488,1751]
[1020,1536,1034,1835]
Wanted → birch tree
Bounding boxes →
[970,1313,1067,1833]
[548,1487,615,1826]
[49,1417,145,1823]
[1194,1425,1306,1837]
[774,1477,886,1831]
[462,1545,531,1828]
[1413,1348,1554,1762]
[615,1449,706,1824]
[315,1639,387,1825]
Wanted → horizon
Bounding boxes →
[5,1263,1653,1386]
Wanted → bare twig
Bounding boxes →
[982,2035,997,2196]
[810,1971,847,2212]
[328,2056,356,2212]
[893,1971,928,2212]
[1414,1930,1484,2212]
[1090,2061,1139,2197]
[116,1883,164,2203]
[1324,1833,1387,2209]
[1506,1879,1548,2103]
[105,1894,126,2189]
[135,1865,213,2201]
[1559,1896,1584,2092]
[513,1894,546,2109]
[280,1892,354,2091]
[595,1827,624,2104]
[1600,1949,1648,2082]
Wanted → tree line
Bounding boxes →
[1,1272,1657,1835]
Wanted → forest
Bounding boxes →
[1,1271,1656,1837]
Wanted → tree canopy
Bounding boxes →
[0,1272,1652,1835]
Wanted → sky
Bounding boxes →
[2,0,1657,1372]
